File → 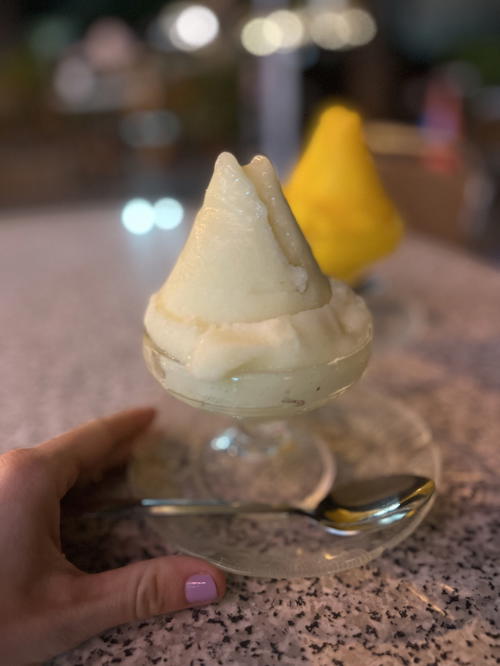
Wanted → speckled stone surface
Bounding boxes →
[1,207,499,666]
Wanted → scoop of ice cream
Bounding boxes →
[157,152,332,324]
[284,106,403,284]
[145,152,371,381]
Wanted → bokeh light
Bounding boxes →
[121,199,155,235]
[121,198,185,234]
[84,17,139,71]
[170,4,219,51]
[154,198,184,229]
[309,10,351,50]
[267,10,306,51]
[241,17,282,56]
[309,6,377,51]
[53,56,95,104]
[343,8,377,47]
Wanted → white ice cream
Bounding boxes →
[144,152,371,382]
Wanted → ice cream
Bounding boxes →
[284,106,404,285]
[144,152,372,416]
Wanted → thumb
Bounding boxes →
[70,555,226,638]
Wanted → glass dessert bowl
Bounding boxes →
[143,328,372,420]
[140,151,373,506]
[143,324,372,505]
[131,151,438,577]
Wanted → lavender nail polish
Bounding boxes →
[185,573,218,604]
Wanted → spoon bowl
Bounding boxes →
[314,474,435,534]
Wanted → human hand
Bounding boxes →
[0,408,226,665]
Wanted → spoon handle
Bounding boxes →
[89,497,298,517]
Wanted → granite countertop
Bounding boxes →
[1,206,499,665]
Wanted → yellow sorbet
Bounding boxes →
[284,105,404,284]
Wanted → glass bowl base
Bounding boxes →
[198,420,336,507]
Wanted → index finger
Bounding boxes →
[39,407,156,496]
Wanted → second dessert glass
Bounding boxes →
[142,326,372,507]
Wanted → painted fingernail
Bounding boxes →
[185,573,218,604]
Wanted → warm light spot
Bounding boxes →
[241,17,283,56]
[309,10,351,50]
[267,10,305,50]
[343,8,377,46]
[310,6,376,50]
[121,199,155,235]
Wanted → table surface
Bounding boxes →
[1,206,499,666]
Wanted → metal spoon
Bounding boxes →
[93,474,435,535]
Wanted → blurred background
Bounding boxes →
[1,0,500,263]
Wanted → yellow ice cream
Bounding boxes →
[284,106,403,284]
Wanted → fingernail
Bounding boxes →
[185,573,218,604]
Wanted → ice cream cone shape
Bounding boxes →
[145,151,372,381]
[284,106,404,284]
[156,152,331,325]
